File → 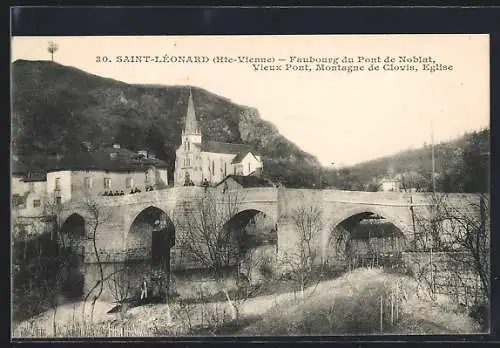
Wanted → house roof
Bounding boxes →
[13,146,169,177]
[22,172,47,182]
[48,146,169,173]
[216,175,275,188]
[201,141,259,157]
[11,157,28,175]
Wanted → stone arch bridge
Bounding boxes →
[59,186,480,269]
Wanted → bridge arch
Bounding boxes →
[59,213,86,299]
[325,206,410,269]
[221,208,278,282]
[61,213,86,238]
[126,205,176,298]
[127,205,175,262]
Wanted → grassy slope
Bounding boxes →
[13,268,480,337]
[240,268,480,335]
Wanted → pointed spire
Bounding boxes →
[184,87,199,134]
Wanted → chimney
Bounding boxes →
[113,144,121,149]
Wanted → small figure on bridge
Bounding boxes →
[202,178,209,190]
[140,277,148,301]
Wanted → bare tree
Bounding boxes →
[177,188,246,277]
[12,217,69,337]
[412,193,490,309]
[47,41,58,62]
[399,171,430,193]
[175,187,249,320]
[106,261,134,321]
[439,193,490,301]
[79,198,111,325]
[280,203,324,301]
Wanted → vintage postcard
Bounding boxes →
[11,34,490,338]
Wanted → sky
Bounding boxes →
[11,35,489,167]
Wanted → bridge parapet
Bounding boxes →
[223,187,278,203]
[321,189,414,205]
[277,188,324,219]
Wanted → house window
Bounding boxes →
[104,177,111,189]
[55,196,62,205]
[145,172,150,185]
[84,177,92,189]
[224,162,227,177]
[234,166,236,175]
[126,177,133,188]
[187,142,190,151]
[212,160,215,175]
[248,162,251,173]
[55,177,61,190]
[33,199,41,208]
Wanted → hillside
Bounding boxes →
[322,128,490,193]
[11,59,321,188]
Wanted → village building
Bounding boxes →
[380,177,402,192]
[215,174,276,192]
[12,145,169,210]
[12,156,51,217]
[174,89,263,187]
[45,145,169,204]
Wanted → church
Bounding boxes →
[174,89,263,187]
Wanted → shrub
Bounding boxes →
[469,299,489,332]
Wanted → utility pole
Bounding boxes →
[430,120,436,194]
[429,119,436,298]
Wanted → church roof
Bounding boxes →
[216,175,274,188]
[201,140,259,157]
[231,152,252,164]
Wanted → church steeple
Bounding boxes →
[184,88,200,135]
[182,88,202,145]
